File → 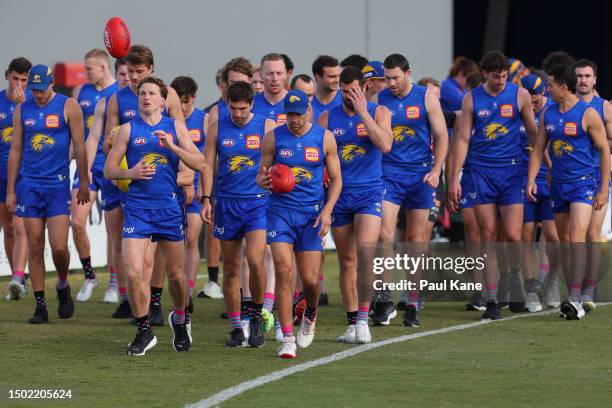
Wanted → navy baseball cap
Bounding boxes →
[362,61,384,79]
[27,64,54,91]
[520,74,546,95]
[284,90,309,115]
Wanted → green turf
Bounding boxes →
[1,256,610,408]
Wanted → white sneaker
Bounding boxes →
[201,281,223,299]
[336,324,356,343]
[525,292,542,313]
[103,288,119,304]
[274,321,283,342]
[355,320,372,344]
[560,298,586,320]
[76,278,98,302]
[296,316,316,348]
[545,273,560,308]
[277,335,297,359]
[241,319,250,340]
[8,280,27,300]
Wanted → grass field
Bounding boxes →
[1,254,611,408]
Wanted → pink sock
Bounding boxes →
[282,324,293,337]
[188,279,195,289]
[12,270,24,282]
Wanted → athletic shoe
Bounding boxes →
[293,298,306,325]
[241,319,250,340]
[544,272,560,308]
[581,295,596,313]
[102,288,119,304]
[371,301,397,326]
[187,296,194,314]
[336,324,357,343]
[199,281,223,299]
[481,301,501,320]
[403,305,420,327]
[226,327,246,347]
[465,292,486,311]
[186,314,192,344]
[248,316,265,348]
[56,286,75,319]
[560,298,585,320]
[127,331,157,356]
[28,304,49,324]
[76,278,98,302]
[149,303,164,326]
[296,315,316,348]
[318,292,329,306]
[525,292,542,313]
[274,320,283,342]
[112,301,133,319]
[168,311,191,352]
[277,335,297,359]
[262,308,275,333]
[8,280,27,301]
[355,321,372,344]
[508,270,526,313]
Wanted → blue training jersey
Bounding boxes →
[92,96,114,172]
[0,89,31,175]
[545,100,594,183]
[469,82,522,166]
[327,102,382,190]
[269,124,326,213]
[185,108,206,189]
[218,100,230,121]
[125,116,181,209]
[20,94,71,187]
[312,91,342,122]
[520,97,553,181]
[378,85,432,173]
[216,114,267,199]
[77,81,119,139]
[587,95,606,174]
[116,86,169,125]
[252,93,287,126]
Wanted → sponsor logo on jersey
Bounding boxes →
[280,149,293,157]
[304,147,320,162]
[189,129,201,143]
[24,118,36,127]
[229,155,255,173]
[141,152,168,169]
[406,106,420,119]
[477,109,491,118]
[291,166,313,184]
[332,128,345,137]
[45,115,59,128]
[552,140,573,157]
[356,123,368,136]
[500,104,514,118]
[341,144,366,162]
[564,122,577,136]
[392,125,415,143]
[276,114,287,125]
[222,139,235,147]
[133,137,146,145]
[31,134,55,152]
[123,110,137,119]
[80,99,92,108]
[246,135,261,149]
[484,123,509,140]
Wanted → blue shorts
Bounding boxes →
[331,188,382,227]
[214,197,267,240]
[0,174,7,203]
[524,180,554,223]
[16,184,71,218]
[460,168,476,210]
[186,198,203,214]
[550,177,596,214]
[72,167,103,191]
[267,206,323,252]
[122,206,184,242]
[471,165,523,206]
[100,177,123,211]
[383,171,436,210]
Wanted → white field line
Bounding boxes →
[187,303,611,408]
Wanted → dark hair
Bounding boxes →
[542,51,575,75]
[6,57,32,75]
[340,66,365,87]
[480,50,507,73]
[548,64,577,93]
[290,74,314,89]
[226,81,254,104]
[312,55,339,77]
[170,76,198,98]
[114,58,127,73]
[126,45,154,68]
[223,57,253,83]
[340,54,369,70]
[417,77,440,87]
[137,76,168,99]
[466,71,483,90]
[449,56,478,77]
[281,54,294,71]
[573,59,598,76]
[383,54,410,71]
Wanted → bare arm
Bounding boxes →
[314,129,342,237]
[85,98,106,172]
[103,94,120,154]
[166,87,185,123]
[158,120,206,174]
[6,104,23,212]
[206,104,219,135]
[424,89,449,184]
[446,93,473,211]
[104,123,155,181]
[526,109,548,201]
[256,129,276,190]
[67,98,90,204]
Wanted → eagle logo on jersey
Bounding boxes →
[2,127,13,143]
[291,166,313,184]
[229,155,254,173]
[484,123,509,140]
[341,144,366,162]
[141,153,168,169]
[392,126,415,143]
[289,95,301,103]
[552,140,573,157]
[86,115,94,129]
[31,134,55,152]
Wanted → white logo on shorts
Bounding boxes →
[15,203,25,213]
[267,230,277,238]
[214,225,224,235]
[123,226,134,233]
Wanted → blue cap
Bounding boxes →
[362,61,384,79]
[284,90,309,115]
[520,74,546,95]
[27,64,54,91]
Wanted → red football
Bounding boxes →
[270,164,295,194]
[104,17,131,58]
